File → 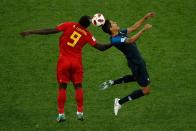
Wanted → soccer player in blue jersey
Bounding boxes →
[100,12,155,116]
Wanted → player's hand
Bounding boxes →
[144,12,155,19]
[20,31,31,37]
[144,24,152,30]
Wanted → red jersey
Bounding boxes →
[56,22,96,59]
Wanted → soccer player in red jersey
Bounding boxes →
[20,16,112,122]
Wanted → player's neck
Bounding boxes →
[111,31,118,37]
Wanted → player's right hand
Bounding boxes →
[145,12,155,19]
[20,31,30,37]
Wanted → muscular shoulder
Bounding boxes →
[111,34,127,44]
[56,22,77,31]
[119,29,128,35]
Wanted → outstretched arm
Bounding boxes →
[20,28,60,37]
[93,42,112,51]
[125,24,152,44]
[127,12,155,34]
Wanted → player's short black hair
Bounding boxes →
[102,20,112,35]
[79,16,91,28]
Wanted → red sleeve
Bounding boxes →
[86,33,97,46]
[56,22,74,31]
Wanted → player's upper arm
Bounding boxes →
[124,37,135,44]
[56,22,73,31]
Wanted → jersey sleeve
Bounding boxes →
[86,33,97,46]
[111,36,127,45]
[120,29,128,34]
[56,22,73,31]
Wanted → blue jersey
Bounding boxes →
[110,29,144,64]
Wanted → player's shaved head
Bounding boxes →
[79,16,91,28]
[102,20,112,35]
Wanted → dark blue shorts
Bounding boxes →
[128,61,150,87]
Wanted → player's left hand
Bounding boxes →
[20,31,31,37]
[144,24,152,30]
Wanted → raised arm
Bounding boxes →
[125,24,152,44]
[93,42,112,51]
[127,12,155,34]
[20,28,60,37]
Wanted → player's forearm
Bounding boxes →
[94,43,112,51]
[28,28,60,35]
[132,12,155,30]
[127,12,155,33]
[130,17,146,31]
[126,28,146,44]
[20,28,60,37]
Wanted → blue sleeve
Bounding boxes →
[111,36,126,44]
[120,29,128,34]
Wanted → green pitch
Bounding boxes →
[0,0,196,130]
